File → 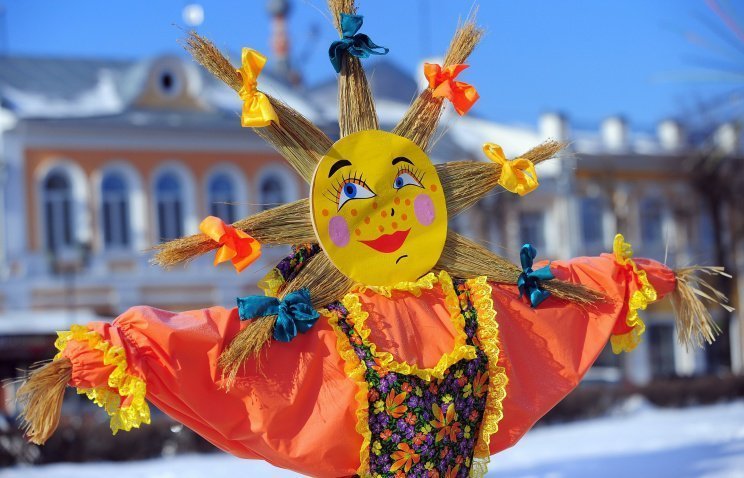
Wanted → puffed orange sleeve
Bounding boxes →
[57,306,361,478]
[487,252,676,455]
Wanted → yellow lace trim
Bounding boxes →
[467,277,508,478]
[611,234,658,354]
[257,267,284,297]
[353,271,439,298]
[54,324,151,434]
[342,270,477,382]
[324,309,372,477]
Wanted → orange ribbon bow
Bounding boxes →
[199,216,261,273]
[423,63,479,116]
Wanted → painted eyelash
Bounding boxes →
[325,170,370,205]
[396,165,425,185]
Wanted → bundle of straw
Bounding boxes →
[16,359,72,445]
[670,266,733,348]
[393,16,484,151]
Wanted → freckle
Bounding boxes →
[405,199,411,206]
[355,228,361,236]
[372,202,378,210]
[350,208,358,216]
[378,225,385,233]
[322,209,329,217]
[401,213,408,221]
[430,184,438,192]
[381,210,388,218]
[392,221,398,230]
[394,197,401,205]
[364,217,371,224]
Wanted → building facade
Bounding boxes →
[0,51,741,414]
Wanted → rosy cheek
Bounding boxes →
[414,194,436,226]
[328,216,350,247]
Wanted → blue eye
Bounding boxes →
[344,183,357,198]
[393,171,423,190]
[338,179,375,210]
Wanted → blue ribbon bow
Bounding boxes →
[237,288,320,342]
[328,13,389,73]
[517,244,555,308]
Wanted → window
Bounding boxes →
[156,69,181,97]
[580,197,604,246]
[519,211,545,250]
[208,173,237,223]
[648,322,676,378]
[101,173,130,248]
[259,174,286,211]
[640,197,664,245]
[43,171,74,252]
[155,172,184,241]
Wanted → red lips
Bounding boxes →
[360,229,410,253]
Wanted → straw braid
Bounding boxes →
[328,0,380,136]
[183,31,331,182]
[393,14,484,151]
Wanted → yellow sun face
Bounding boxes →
[310,130,448,286]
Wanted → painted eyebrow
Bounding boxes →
[328,159,352,178]
[392,156,414,166]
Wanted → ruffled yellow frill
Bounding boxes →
[54,324,151,434]
[467,276,508,478]
[343,270,477,382]
[353,271,439,298]
[257,267,284,297]
[324,310,372,477]
[610,233,658,354]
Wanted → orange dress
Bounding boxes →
[56,246,675,478]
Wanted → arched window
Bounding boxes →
[259,174,286,211]
[101,173,130,248]
[43,171,74,252]
[208,173,237,223]
[155,172,184,241]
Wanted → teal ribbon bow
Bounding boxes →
[237,288,320,342]
[329,13,389,73]
[517,244,554,308]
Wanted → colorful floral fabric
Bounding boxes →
[330,280,490,477]
[275,244,322,282]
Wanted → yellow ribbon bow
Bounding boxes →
[483,143,539,196]
[199,216,262,273]
[236,48,279,128]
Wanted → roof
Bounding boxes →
[0,54,322,124]
[0,53,707,159]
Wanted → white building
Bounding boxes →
[0,52,740,410]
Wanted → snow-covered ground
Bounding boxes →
[3,400,743,478]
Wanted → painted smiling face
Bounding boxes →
[310,130,448,286]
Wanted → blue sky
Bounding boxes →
[3,0,743,131]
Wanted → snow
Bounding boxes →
[2,70,124,119]
[3,400,743,478]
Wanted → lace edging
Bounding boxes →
[54,324,151,434]
[611,234,658,354]
[342,270,477,383]
[324,310,371,477]
[257,267,284,297]
[467,277,508,477]
[353,271,439,298]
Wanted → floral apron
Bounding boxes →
[328,280,490,478]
